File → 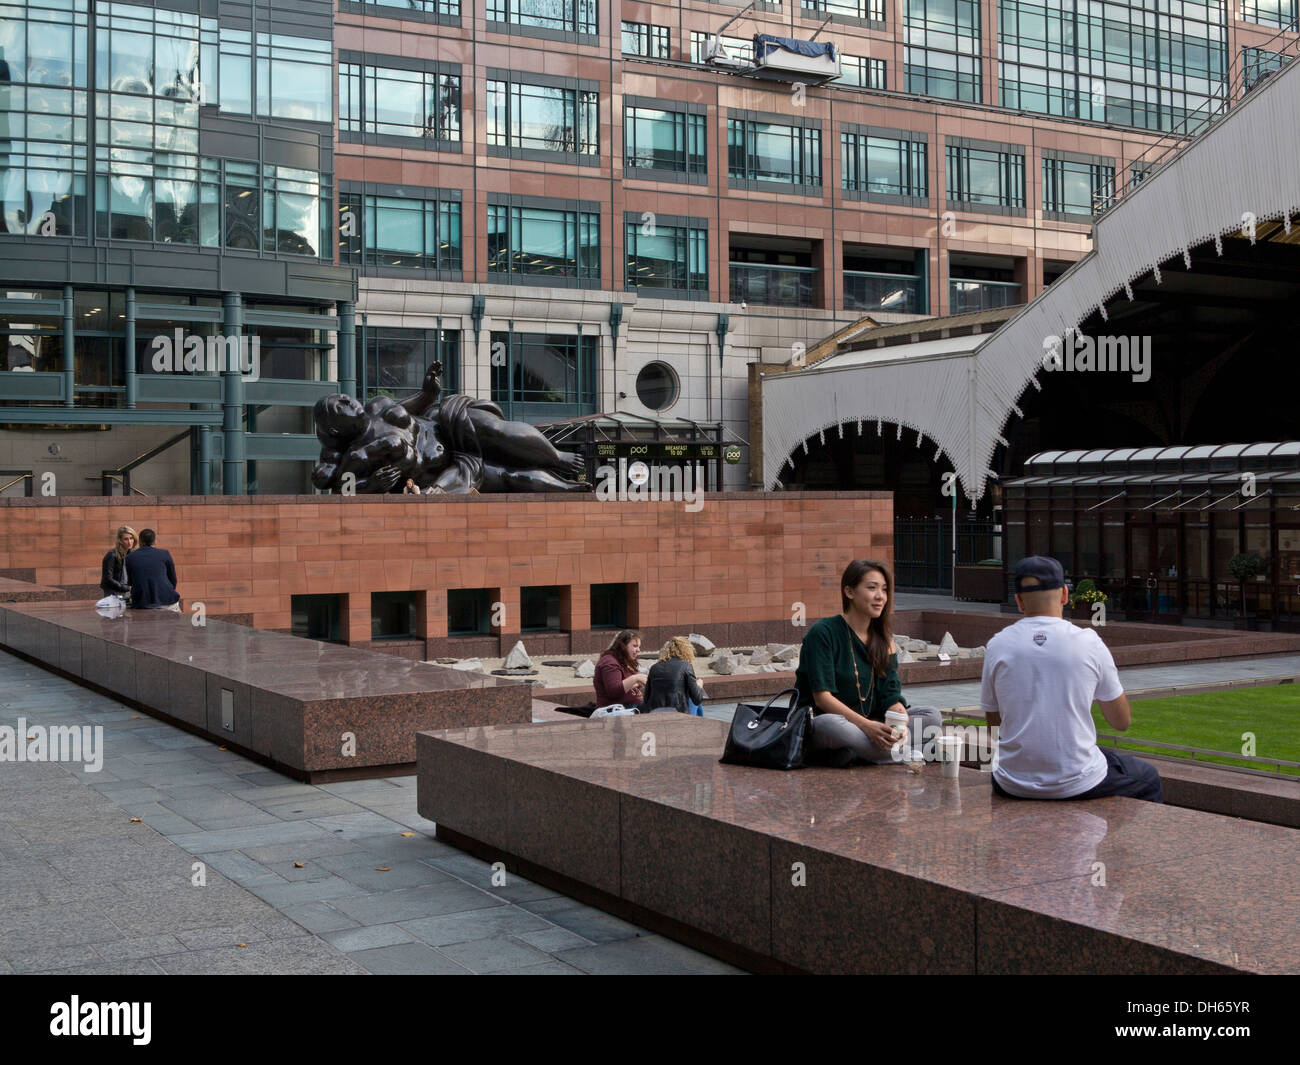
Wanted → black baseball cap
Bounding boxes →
[1014,556,1066,594]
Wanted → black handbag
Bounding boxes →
[719,688,814,770]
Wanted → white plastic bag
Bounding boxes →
[590,704,637,718]
[95,595,127,619]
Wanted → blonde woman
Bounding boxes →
[644,636,706,716]
[100,525,136,599]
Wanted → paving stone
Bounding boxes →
[494,959,586,975]
[38,958,168,975]
[4,943,104,974]
[515,926,596,953]
[438,935,554,973]
[516,900,647,944]
[278,902,360,935]
[321,923,417,953]
[347,942,471,976]
[554,934,745,975]
[330,882,502,925]
[171,821,333,854]
[93,934,189,961]
[155,938,366,976]
[242,874,371,908]
[400,906,551,947]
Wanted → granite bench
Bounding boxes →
[416,715,1299,974]
[0,599,530,781]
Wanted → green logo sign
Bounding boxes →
[724,445,742,465]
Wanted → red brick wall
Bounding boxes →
[0,493,892,642]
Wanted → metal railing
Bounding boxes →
[948,279,1021,314]
[895,518,1000,592]
[1093,17,1300,220]
[0,469,35,496]
[101,429,191,496]
[844,270,923,314]
[729,263,817,307]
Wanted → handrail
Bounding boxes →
[1092,16,1300,220]
[0,469,35,497]
[102,429,191,496]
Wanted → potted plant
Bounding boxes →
[1068,578,1108,620]
[1227,552,1267,628]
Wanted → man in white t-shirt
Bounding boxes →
[980,556,1163,802]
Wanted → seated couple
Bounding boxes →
[594,631,705,715]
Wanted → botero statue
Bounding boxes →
[311,362,591,494]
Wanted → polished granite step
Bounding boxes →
[416,715,1299,975]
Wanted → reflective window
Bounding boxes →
[340,61,461,143]
[1243,45,1290,90]
[1041,155,1115,218]
[256,34,331,123]
[842,132,927,199]
[998,0,1227,131]
[487,203,600,282]
[364,326,460,400]
[1,88,90,236]
[905,0,981,101]
[263,165,331,258]
[339,192,461,272]
[95,3,198,100]
[1241,1,1297,29]
[490,331,598,410]
[802,0,885,21]
[347,0,460,18]
[945,143,1025,209]
[625,221,708,293]
[1,0,91,89]
[624,106,706,174]
[486,79,598,155]
[487,0,597,35]
[839,55,887,89]
[622,22,670,58]
[728,118,822,187]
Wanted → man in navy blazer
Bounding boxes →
[124,528,181,611]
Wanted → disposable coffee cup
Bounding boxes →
[937,735,962,779]
[884,709,908,740]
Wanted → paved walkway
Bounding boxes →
[0,650,738,975]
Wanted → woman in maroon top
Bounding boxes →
[593,630,648,710]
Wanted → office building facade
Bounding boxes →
[1,0,1293,493]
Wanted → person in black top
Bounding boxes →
[100,525,136,599]
[124,528,181,611]
[644,637,706,715]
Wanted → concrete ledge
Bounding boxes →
[0,599,531,780]
[1153,756,1300,828]
[417,716,1300,974]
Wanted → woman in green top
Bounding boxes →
[794,559,943,766]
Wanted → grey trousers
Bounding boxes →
[809,706,944,765]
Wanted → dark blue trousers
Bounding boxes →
[993,748,1164,803]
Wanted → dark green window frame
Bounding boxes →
[487,203,601,284]
[945,144,1025,210]
[624,106,707,175]
[339,192,462,274]
[625,220,708,295]
[727,118,822,188]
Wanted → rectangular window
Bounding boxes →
[590,583,629,629]
[520,586,563,632]
[1129,162,1151,189]
[291,594,342,642]
[728,118,822,188]
[1042,155,1115,219]
[624,106,706,175]
[487,203,601,283]
[945,143,1025,210]
[255,34,331,123]
[839,55,887,89]
[339,60,461,144]
[486,78,598,156]
[371,591,418,640]
[1241,1,1297,29]
[1243,46,1290,91]
[448,589,492,635]
[622,22,670,58]
[625,220,708,294]
[339,192,461,273]
[905,0,981,102]
[841,131,927,201]
[490,331,598,412]
[363,327,460,400]
[343,0,461,18]
[690,31,751,64]
[487,0,597,35]
[263,165,331,257]
[801,0,885,22]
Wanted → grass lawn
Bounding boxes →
[950,685,1300,775]
[1094,686,1300,776]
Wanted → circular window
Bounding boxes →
[635,362,679,411]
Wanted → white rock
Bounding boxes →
[956,649,972,659]
[450,658,484,672]
[503,641,532,669]
[748,649,772,666]
[893,634,910,646]
[925,643,941,655]
[972,646,986,658]
[895,645,912,664]
[574,659,596,679]
[906,639,927,653]
[761,663,781,672]
[938,632,959,656]
[689,633,716,655]
[770,644,798,663]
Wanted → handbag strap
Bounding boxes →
[840,615,875,717]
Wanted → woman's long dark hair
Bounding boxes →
[840,559,894,677]
[602,630,640,673]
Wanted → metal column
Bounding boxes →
[337,300,356,397]
[124,287,137,408]
[221,292,246,495]
[62,284,74,407]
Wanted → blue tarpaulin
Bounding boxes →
[753,34,839,62]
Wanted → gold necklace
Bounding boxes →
[841,615,874,716]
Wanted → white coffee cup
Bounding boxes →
[884,709,909,738]
[937,735,962,778]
